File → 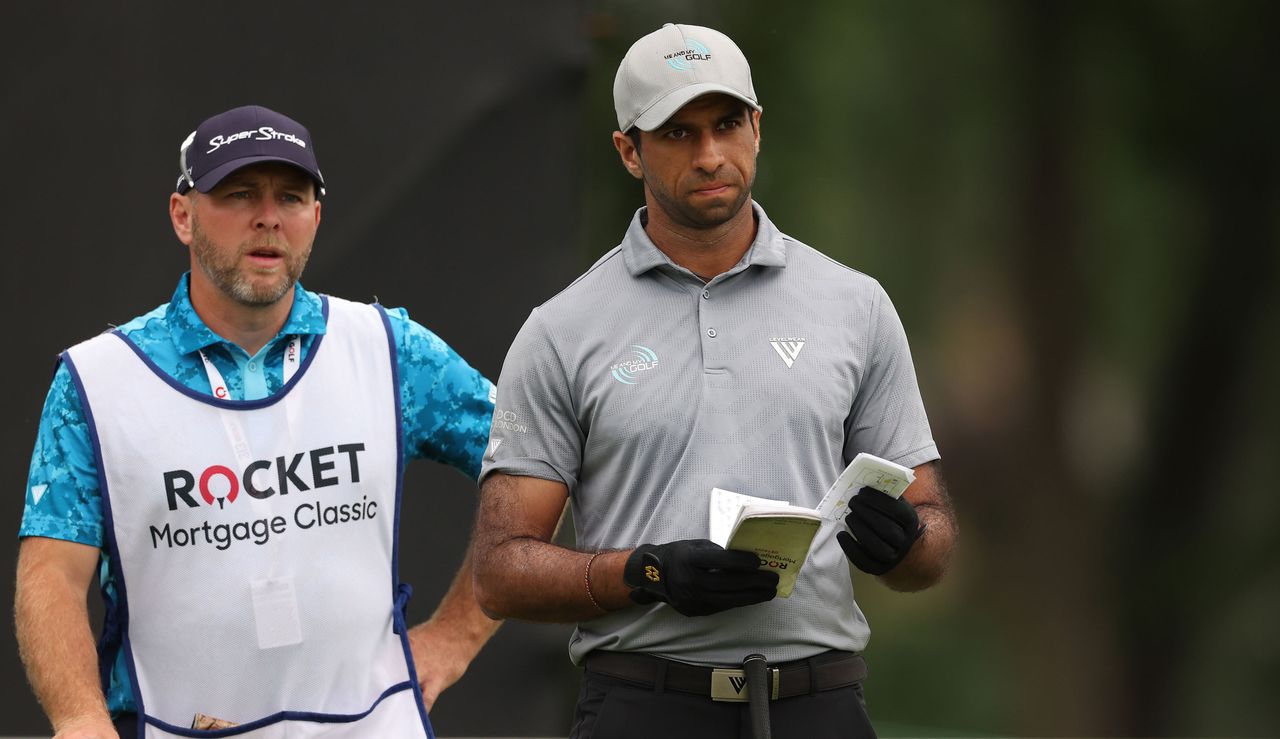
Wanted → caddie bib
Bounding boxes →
[64,297,433,739]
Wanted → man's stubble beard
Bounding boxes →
[190,215,311,307]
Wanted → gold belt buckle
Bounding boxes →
[709,667,780,702]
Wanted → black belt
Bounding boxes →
[584,650,867,702]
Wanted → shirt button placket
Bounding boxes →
[699,281,723,372]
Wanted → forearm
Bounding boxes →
[414,548,500,652]
[880,501,958,592]
[407,547,504,708]
[471,472,635,621]
[15,540,112,732]
[475,537,633,622]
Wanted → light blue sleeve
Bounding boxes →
[20,361,104,546]
[384,307,495,479]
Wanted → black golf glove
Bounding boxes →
[624,539,779,617]
[838,489,925,575]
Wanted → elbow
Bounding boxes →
[474,590,506,621]
[471,556,512,620]
[882,529,957,592]
[881,565,946,593]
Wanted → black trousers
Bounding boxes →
[570,669,878,739]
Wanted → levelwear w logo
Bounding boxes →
[728,675,748,693]
[769,338,806,368]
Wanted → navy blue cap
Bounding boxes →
[176,105,325,196]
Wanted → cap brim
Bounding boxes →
[191,156,325,193]
[630,82,761,132]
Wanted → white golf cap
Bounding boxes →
[613,23,760,132]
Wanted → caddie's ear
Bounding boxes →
[612,130,645,180]
[170,192,195,246]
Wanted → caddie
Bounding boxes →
[15,105,499,738]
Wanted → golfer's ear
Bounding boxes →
[613,131,644,180]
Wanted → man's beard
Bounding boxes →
[642,168,755,230]
[191,221,310,307]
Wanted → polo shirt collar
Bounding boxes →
[621,200,788,278]
[166,272,327,356]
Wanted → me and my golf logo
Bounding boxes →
[610,345,659,385]
[665,38,711,71]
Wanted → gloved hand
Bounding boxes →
[624,539,779,617]
[838,489,925,575]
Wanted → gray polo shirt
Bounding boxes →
[482,202,939,666]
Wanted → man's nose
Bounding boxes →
[692,132,725,173]
[253,197,282,231]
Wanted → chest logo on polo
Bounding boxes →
[769,338,806,368]
[610,345,660,385]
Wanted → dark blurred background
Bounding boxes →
[2,1,1277,736]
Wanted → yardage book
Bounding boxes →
[709,454,916,598]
